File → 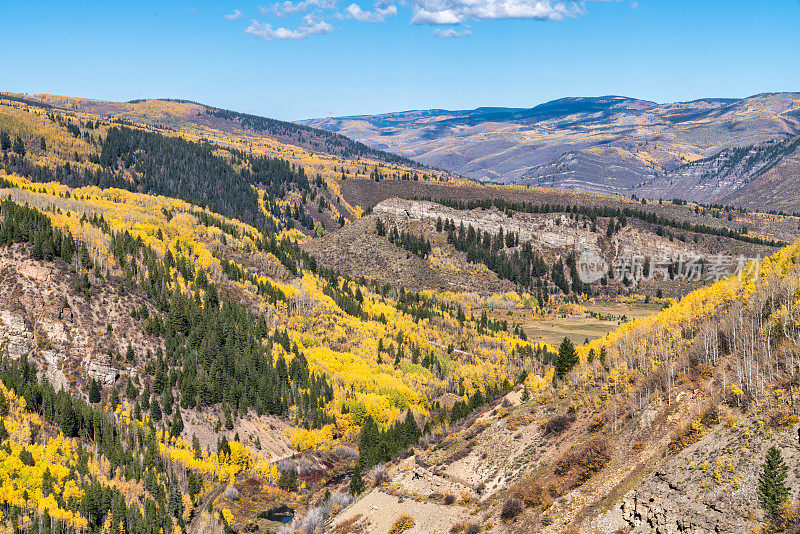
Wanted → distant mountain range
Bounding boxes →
[301,93,800,208]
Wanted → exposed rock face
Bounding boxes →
[620,484,745,534]
[301,211,514,295]
[373,198,741,261]
[374,197,600,253]
[87,356,119,386]
[598,424,800,534]
[0,243,160,394]
[0,309,34,357]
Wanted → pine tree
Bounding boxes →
[59,396,77,437]
[126,378,138,400]
[278,468,298,492]
[89,379,101,403]
[171,408,184,438]
[192,434,202,459]
[12,136,25,158]
[224,403,234,430]
[359,416,380,467]
[403,409,419,444]
[758,446,789,518]
[349,462,364,495]
[555,337,578,379]
[151,399,162,422]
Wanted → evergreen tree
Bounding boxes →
[126,378,138,400]
[89,378,101,403]
[278,468,297,492]
[758,446,790,518]
[59,396,77,437]
[151,399,162,422]
[12,136,25,157]
[403,409,419,444]
[192,434,202,459]
[171,408,184,438]
[358,416,380,467]
[349,462,364,495]
[555,337,578,379]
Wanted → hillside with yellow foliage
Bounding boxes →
[1,91,799,534]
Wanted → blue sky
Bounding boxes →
[1,1,798,120]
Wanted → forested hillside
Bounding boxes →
[1,91,799,534]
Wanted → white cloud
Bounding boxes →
[239,0,602,42]
[245,14,334,39]
[411,0,582,25]
[344,3,397,22]
[266,0,338,17]
[433,26,472,37]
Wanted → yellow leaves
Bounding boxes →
[0,402,86,529]
[288,425,334,452]
[221,508,234,526]
[182,494,194,523]
[228,441,250,473]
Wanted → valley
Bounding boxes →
[0,90,798,534]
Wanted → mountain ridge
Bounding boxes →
[301,92,800,204]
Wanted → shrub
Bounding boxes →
[771,500,800,531]
[388,514,415,534]
[369,465,389,487]
[668,407,718,453]
[334,445,359,460]
[541,413,576,436]
[513,483,548,508]
[501,498,523,521]
[450,523,481,534]
[224,486,239,501]
[768,406,799,428]
[588,413,605,433]
[444,493,456,505]
[554,438,613,487]
[506,413,533,431]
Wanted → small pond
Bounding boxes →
[264,504,294,524]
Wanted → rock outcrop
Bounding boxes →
[87,356,119,386]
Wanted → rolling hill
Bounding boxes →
[301,93,800,199]
[635,135,800,209]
